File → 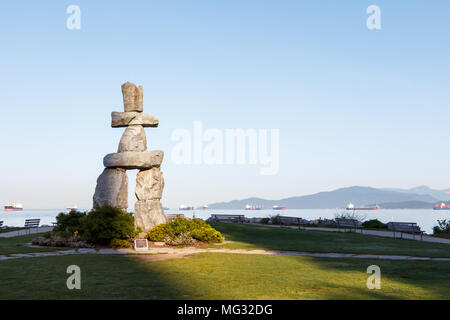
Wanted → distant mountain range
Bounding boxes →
[205,186,450,210]
[382,186,450,203]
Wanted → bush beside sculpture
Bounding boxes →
[147,218,224,245]
[109,238,133,249]
[38,205,139,246]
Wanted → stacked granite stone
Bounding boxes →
[93,82,167,232]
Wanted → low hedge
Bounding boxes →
[362,219,387,229]
[147,218,224,244]
[52,205,139,245]
[109,238,132,249]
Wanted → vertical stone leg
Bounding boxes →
[92,168,128,211]
[134,167,166,232]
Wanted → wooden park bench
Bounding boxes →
[24,219,40,234]
[278,216,310,229]
[387,222,425,240]
[165,214,186,221]
[209,214,245,223]
[335,218,363,233]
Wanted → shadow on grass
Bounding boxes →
[210,222,450,258]
[1,224,449,299]
[207,222,450,299]
[3,253,448,300]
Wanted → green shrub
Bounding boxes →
[191,227,224,243]
[83,206,136,245]
[433,220,450,235]
[270,215,281,225]
[164,233,195,246]
[54,210,87,234]
[260,218,270,224]
[43,232,52,239]
[109,238,132,249]
[362,219,387,229]
[147,223,168,242]
[147,218,224,244]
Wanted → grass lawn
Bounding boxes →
[1,223,449,300]
[0,233,67,255]
[0,253,449,299]
[210,223,450,258]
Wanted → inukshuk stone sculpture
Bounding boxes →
[93,82,167,232]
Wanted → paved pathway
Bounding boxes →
[1,246,450,262]
[248,223,450,245]
[0,226,54,238]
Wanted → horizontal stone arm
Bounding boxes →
[103,150,164,169]
[111,112,159,128]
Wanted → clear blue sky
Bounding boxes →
[1,1,449,209]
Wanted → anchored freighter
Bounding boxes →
[4,202,23,212]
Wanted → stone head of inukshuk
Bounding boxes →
[93,82,167,232]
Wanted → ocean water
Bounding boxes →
[1,209,448,234]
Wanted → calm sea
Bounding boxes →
[1,209,448,234]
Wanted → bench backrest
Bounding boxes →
[336,218,362,227]
[211,214,244,218]
[278,216,310,226]
[387,222,420,232]
[24,219,40,228]
[210,214,245,221]
[279,216,300,223]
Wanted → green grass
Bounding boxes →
[210,222,450,258]
[0,253,448,299]
[1,223,449,300]
[0,233,66,255]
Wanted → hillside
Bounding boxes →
[207,186,440,209]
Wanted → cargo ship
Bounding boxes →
[346,203,380,211]
[4,202,23,212]
[179,205,194,211]
[245,205,263,210]
[272,205,286,210]
[434,202,450,210]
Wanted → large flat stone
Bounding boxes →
[118,125,147,152]
[93,168,128,210]
[122,82,143,112]
[103,150,164,169]
[134,200,167,232]
[135,168,164,200]
[111,112,159,128]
